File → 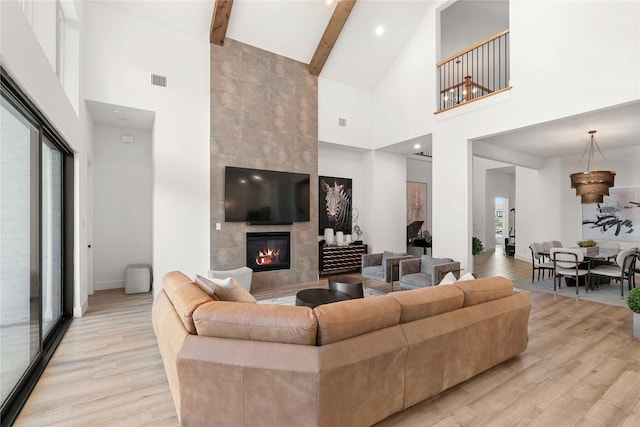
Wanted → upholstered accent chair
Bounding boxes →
[550,247,591,296]
[361,251,413,291]
[529,243,554,282]
[591,249,638,299]
[208,266,253,292]
[398,255,461,290]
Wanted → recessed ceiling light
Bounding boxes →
[113,110,120,114]
[375,26,384,36]
[414,144,421,149]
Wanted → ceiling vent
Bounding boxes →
[338,117,347,127]
[151,74,167,87]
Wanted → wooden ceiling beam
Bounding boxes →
[309,0,357,76]
[210,0,234,46]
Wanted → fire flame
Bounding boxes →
[255,248,280,266]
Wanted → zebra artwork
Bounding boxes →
[319,176,352,234]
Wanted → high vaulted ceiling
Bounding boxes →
[92,1,639,162]
[95,0,432,91]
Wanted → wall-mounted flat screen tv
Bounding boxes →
[225,166,310,224]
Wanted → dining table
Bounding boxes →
[572,247,620,289]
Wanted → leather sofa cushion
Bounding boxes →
[193,302,317,346]
[453,276,514,306]
[314,297,401,345]
[389,285,465,323]
[163,271,213,334]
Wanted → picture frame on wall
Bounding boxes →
[319,176,352,234]
[582,187,640,242]
[407,181,427,234]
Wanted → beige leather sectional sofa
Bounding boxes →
[152,271,531,427]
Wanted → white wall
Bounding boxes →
[84,3,210,294]
[361,151,407,254]
[1,0,91,317]
[93,125,152,290]
[318,78,373,150]
[372,3,441,148]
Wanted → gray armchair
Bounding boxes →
[399,255,461,290]
[361,251,414,291]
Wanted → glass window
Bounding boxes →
[0,96,40,404]
[42,140,63,337]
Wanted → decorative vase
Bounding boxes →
[345,234,352,244]
[586,246,599,256]
[323,228,335,245]
[335,231,344,246]
[634,312,640,339]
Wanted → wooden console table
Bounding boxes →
[319,244,368,275]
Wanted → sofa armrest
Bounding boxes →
[399,258,421,278]
[385,255,415,282]
[431,261,461,285]
[362,253,383,269]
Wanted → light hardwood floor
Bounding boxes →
[15,251,640,426]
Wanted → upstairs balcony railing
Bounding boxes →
[437,29,510,113]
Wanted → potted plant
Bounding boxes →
[577,239,599,256]
[627,288,640,339]
[472,237,484,256]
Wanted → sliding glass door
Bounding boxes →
[1,68,73,425]
[0,95,40,407]
[42,139,63,338]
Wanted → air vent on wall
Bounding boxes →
[338,117,347,127]
[151,74,167,87]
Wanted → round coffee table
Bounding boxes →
[295,289,351,309]
[328,276,364,299]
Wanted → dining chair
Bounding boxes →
[551,248,591,296]
[541,241,553,262]
[590,249,637,299]
[529,243,554,282]
[596,241,620,250]
[551,241,563,248]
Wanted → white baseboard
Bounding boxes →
[74,297,88,318]
[95,280,125,291]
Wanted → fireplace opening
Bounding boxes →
[246,232,290,272]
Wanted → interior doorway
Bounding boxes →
[494,197,509,252]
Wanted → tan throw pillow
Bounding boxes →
[195,275,256,303]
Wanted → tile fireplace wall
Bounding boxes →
[210,39,319,290]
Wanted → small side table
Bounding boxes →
[295,289,351,309]
[328,276,364,299]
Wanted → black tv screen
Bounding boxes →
[225,166,310,224]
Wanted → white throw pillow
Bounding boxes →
[195,275,258,302]
[438,272,457,285]
[457,272,476,281]
[217,276,257,303]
